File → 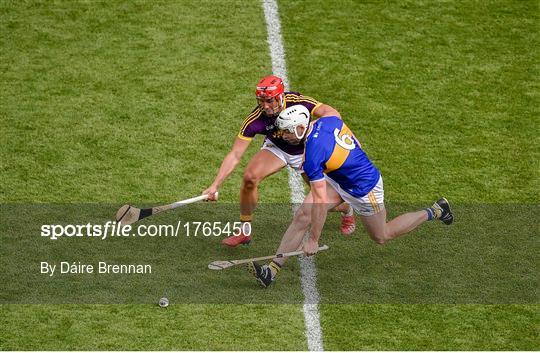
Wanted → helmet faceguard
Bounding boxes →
[256,75,285,115]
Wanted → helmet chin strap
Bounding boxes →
[278,93,285,109]
[270,94,285,116]
[294,125,307,140]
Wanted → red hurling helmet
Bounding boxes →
[256,75,285,114]
[256,75,285,98]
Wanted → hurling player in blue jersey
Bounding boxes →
[248,105,454,288]
[203,75,356,248]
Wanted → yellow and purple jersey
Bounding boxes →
[303,116,380,198]
[238,92,321,155]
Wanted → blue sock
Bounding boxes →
[425,208,434,221]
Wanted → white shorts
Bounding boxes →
[325,175,385,216]
[261,139,303,171]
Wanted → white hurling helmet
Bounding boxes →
[275,105,310,140]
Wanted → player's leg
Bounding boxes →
[359,178,453,244]
[301,173,356,236]
[274,180,345,260]
[222,148,285,247]
[336,202,356,235]
[249,181,343,287]
[360,208,430,244]
[240,149,285,218]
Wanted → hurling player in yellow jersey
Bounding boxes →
[248,105,454,288]
[203,76,356,247]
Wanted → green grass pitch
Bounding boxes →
[1,0,538,350]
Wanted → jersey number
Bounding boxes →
[334,128,356,150]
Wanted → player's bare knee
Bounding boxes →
[373,237,387,245]
[367,230,389,245]
[294,207,311,226]
[242,171,261,189]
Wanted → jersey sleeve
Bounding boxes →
[237,107,264,140]
[285,93,322,116]
[303,136,327,182]
[300,94,323,115]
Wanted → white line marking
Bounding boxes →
[261,0,324,350]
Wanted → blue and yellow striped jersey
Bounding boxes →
[303,116,380,198]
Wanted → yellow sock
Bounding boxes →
[240,214,252,222]
[269,261,281,278]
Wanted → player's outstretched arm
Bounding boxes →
[312,103,341,119]
[203,137,250,200]
[303,179,328,256]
